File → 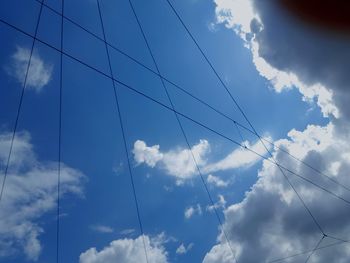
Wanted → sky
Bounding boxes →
[1,0,350,262]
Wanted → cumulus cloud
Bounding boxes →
[176,242,194,255]
[133,139,210,184]
[79,235,168,263]
[0,131,85,261]
[184,204,202,219]
[133,140,163,168]
[132,139,267,185]
[203,123,350,262]
[5,46,53,92]
[212,0,350,119]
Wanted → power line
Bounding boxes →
[127,0,238,261]
[305,235,325,263]
[96,1,149,262]
[1,17,349,209]
[1,16,350,258]
[267,239,346,263]
[32,0,350,194]
[164,0,326,236]
[56,0,64,262]
[0,0,45,203]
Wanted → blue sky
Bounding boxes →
[3,0,350,262]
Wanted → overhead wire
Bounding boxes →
[127,0,238,261]
[96,1,149,262]
[164,0,330,236]
[1,17,348,209]
[56,0,64,262]
[267,239,346,263]
[305,234,326,263]
[2,14,350,260]
[31,0,350,194]
[0,0,45,203]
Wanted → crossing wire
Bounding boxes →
[305,234,326,263]
[96,1,149,262]
[32,0,350,194]
[267,239,346,263]
[164,0,327,236]
[1,17,349,209]
[2,15,350,261]
[127,0,238,261]
[0,0,45,203]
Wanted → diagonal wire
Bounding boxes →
[1,17,349,209]
[2,16,350,259]
[56,0,64,262]
[305,235,326,263]
[126,0,238,261]
[30,0,350,194]
[164,0,326,235]
[96,1,149,262]
[0,0,45,204]
[326,234,350,244]
[267,239,346,263]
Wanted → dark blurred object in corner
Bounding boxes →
[281,0,350,33]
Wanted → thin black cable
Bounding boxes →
[267,239,346,263]
[2,17,349,216]
[56,0,64,263]
[30,0,350,194]
[96,1,149,262]
[164,0,326,235]
[0,0,45,203]
[2,17,349,209]
[127,0,238,261]
[305,235,325,263]
[3,17,350,259]
[326,234,350,244]
[234,121,247,148]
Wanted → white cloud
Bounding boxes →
[203,123,350,262]
[184,204,202,219]
[176,242,194,255]
[206,194,226,212]
[120,228,135,236]
[207,174,230,187]
[79,235,168,263]
[132,139,267,185]
[133,140,163,168]
[90,225,114,234]
[5,46,53,92]
[0,131,85,261]
[204,139,270,173]
[133,139,210,184]
[213,0,343,119]
[203,243,233,263]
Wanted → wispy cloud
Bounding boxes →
[203,139,271,173]
[5,46,53,92]
[206,195,226,212]
[120,228,135,236]
[176,242,194,255]
[90,225,114,234]
[184,204,202,219]
[207,174,230,188]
